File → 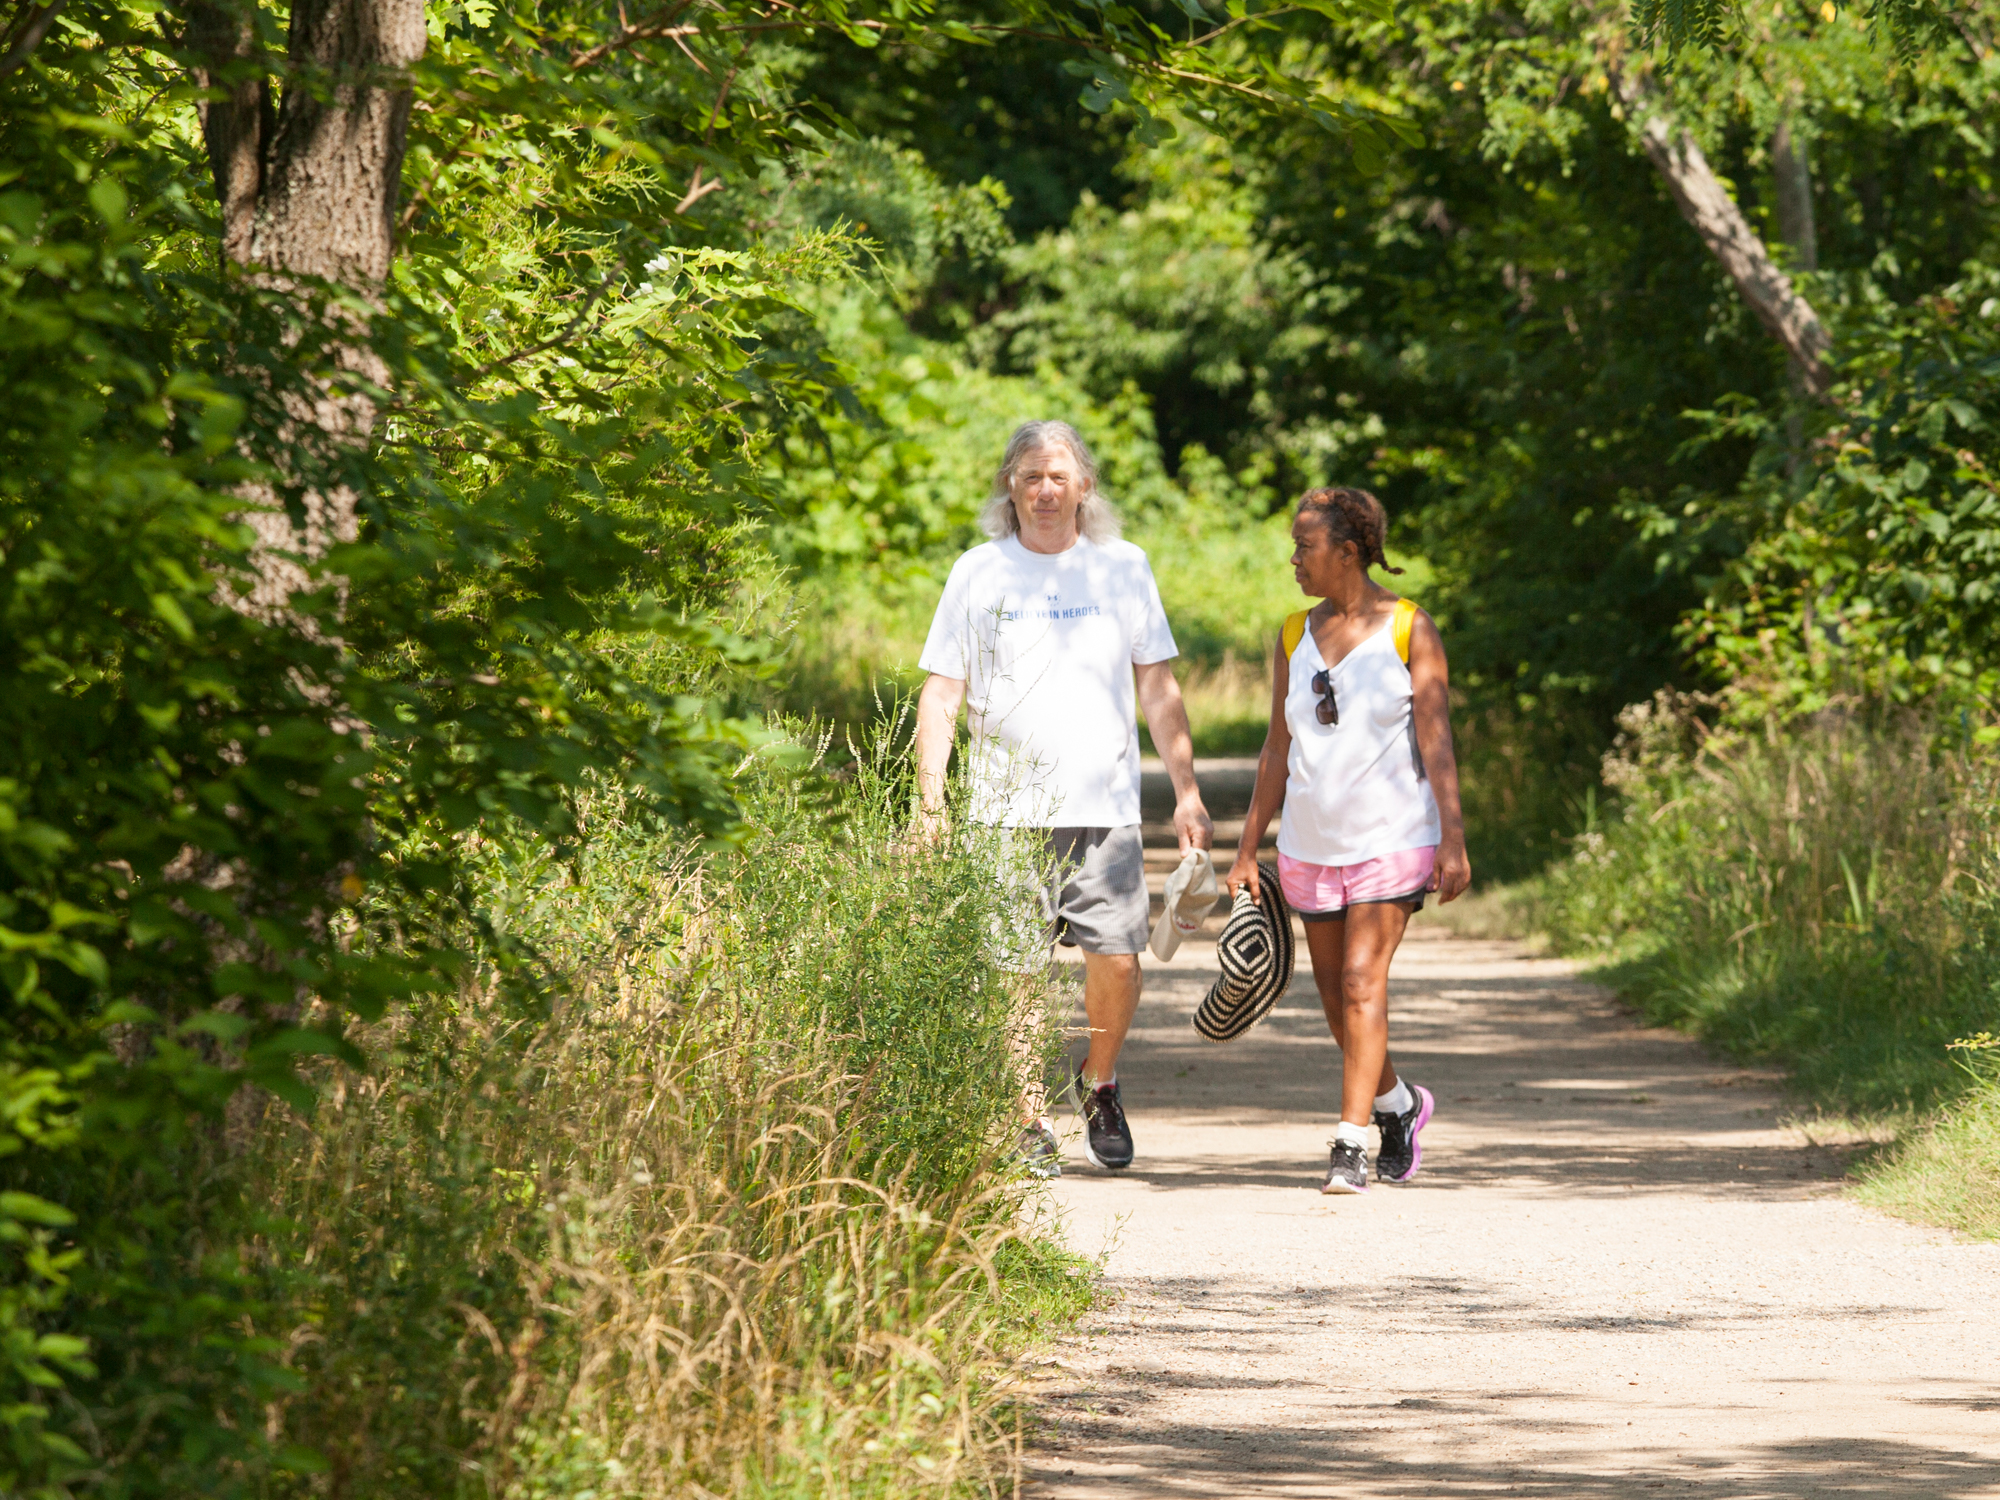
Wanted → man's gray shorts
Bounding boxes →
[1038,825,1150,956]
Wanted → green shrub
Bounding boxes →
[0,17,842,1489]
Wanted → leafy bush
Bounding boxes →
[1676,266,2000,719]
[760,284,1273,736]
[0,34,800,1492]
[968,151,1316,470]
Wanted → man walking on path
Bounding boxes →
[914,419,1212,1177]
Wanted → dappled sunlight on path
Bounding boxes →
[1027,925,2000,1498]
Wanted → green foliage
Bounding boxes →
[739,0,2000,885]
[1676,273,2000,716]
[761,278,1253,733]
[860,15,1788,859]
[16,0,2000,1477]
[0,94,777,1500]
[757,0,2000,1225]
[1629,0,1964,61]
[5,0,1409,1483]
[0,6,803,1493]
[881,2,2000,864]
[783,136,1015,301]
[798,11,1136,241]
[969,149,1319,470]
[764,291,1171,581]
[1155,61,1767,712]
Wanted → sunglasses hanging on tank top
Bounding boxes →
[1310,669,1338,726]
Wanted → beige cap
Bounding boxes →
[1149,849,1221,961]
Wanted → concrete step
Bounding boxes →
[1139,755,1263,825]
[1142,819,1278,857]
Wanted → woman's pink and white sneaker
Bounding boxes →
[1373,1083,1434,1183]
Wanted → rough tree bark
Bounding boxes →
[183,0,427,611]
[1612,67,1833,398]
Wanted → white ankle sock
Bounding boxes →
[1334,1120,1369,1149]
[1375,1079,1413,1115]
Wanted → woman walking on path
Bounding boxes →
[1226,488,1472,1194]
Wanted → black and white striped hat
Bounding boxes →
[1192,862,1294,1043]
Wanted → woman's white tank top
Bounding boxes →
[1278,610,1441,866]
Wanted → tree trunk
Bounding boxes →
[1770,114,1819,459]
[179,0,425,1145]
[1613,68,1833,398]
[1771,116,1818,274]
[185,0,427,612]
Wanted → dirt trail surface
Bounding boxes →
[1022,763,2000,1498]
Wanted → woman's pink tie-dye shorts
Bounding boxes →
[1276,845,1436,920]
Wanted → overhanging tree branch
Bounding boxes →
[0,0,67,75]
[562,7,1394,126]
[1612,63,1833,397]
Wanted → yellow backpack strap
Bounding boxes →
[1392,598,1418,665]
[1281,609,1309,660]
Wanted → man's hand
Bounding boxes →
[1174,793,1214,857]
[1430,835,1472,904]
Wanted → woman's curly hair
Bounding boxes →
[1296,486,1403,574]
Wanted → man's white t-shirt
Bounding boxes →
[918,534,1178,828]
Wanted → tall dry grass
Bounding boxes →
[1543,692,2000,1112]
[247,755,1089,1498]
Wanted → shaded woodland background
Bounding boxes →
[771,4,2000,878]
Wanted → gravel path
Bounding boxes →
[1023,929,2000,1498]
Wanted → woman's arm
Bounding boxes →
[1407,612,1472,902]
[1226,632,1293,902]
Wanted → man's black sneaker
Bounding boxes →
[1076,1070,1135,1170]
[1321,1138,1369,1194]
[1015,1120,1062,1180]
[1373,1083,1435,1184]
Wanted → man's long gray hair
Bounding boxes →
[978,420,1122,543]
